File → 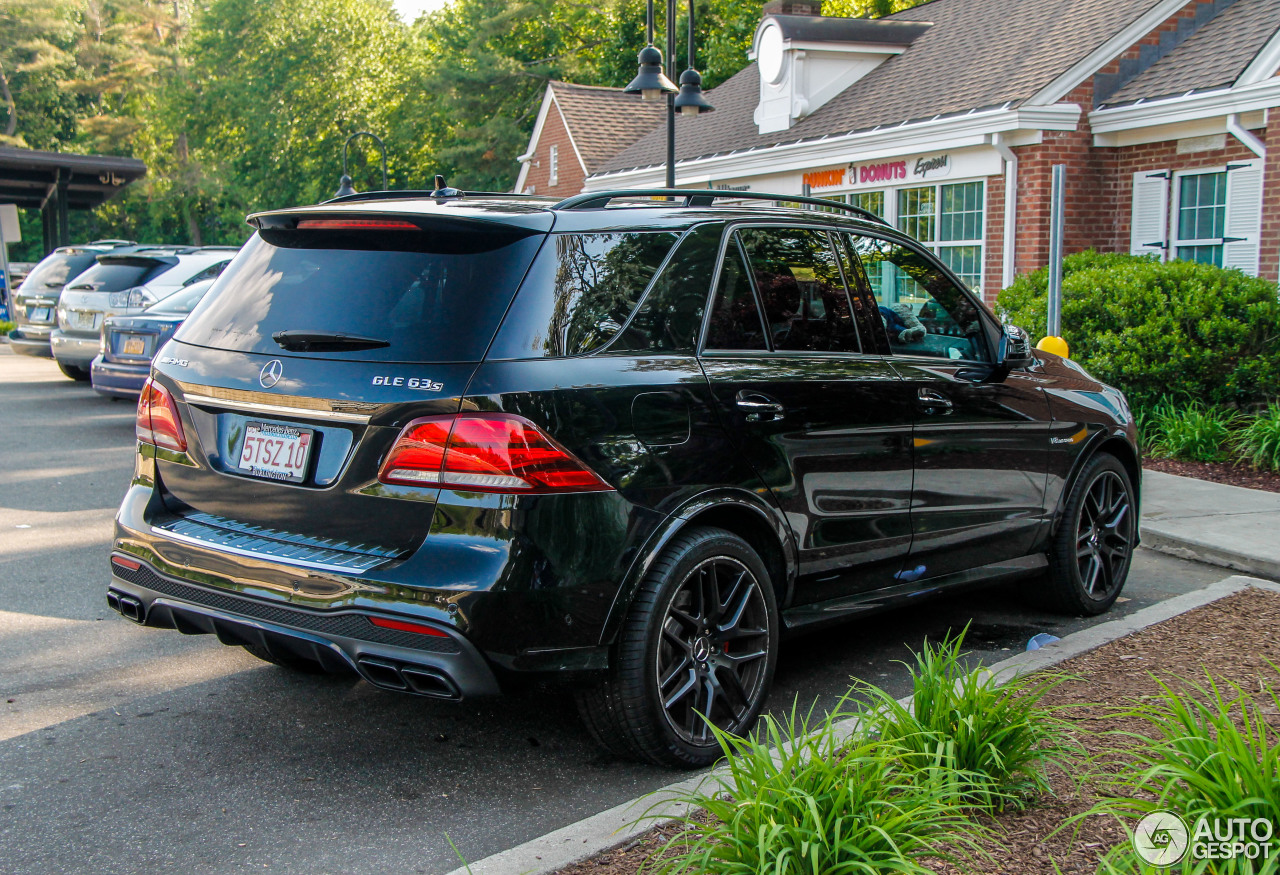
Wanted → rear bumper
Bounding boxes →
[6,327,53,358]
[91,355,148,398]
[108,554,502,700]
[50,330,99,368]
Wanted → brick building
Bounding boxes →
[519,0,1280,302]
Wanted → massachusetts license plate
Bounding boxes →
[29,306,51,323]
[236,421,313,483]
[122,336,146,356]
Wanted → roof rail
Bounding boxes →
[322,189,546,205]
[551,189,891,227]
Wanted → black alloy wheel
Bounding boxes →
[1043,454,1135,615]
[574,526,779,768]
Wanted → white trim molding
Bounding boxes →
[1089,77,1280,135]
[1227,113,1266,159]
[1237,27,1280,86]
[990,133,1018,289]
[513,86,557,193]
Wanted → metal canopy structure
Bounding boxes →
[0,147,146,253]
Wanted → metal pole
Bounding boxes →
[0,218,9,323]
[665,0,676,189]
[1047,163,1066,337]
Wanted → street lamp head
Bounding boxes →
[334,174,356,199]
[673,68,714,116]
[625,45,677,102]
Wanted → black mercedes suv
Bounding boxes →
[109,188,1139,767]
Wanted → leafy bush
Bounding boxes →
[996,253,1280,409]
[645,702,988,875]
[1236,404,1280,472]
[0,320,13,335]
[1145,398,1240,463]
[856,631,1075,812]
[1091,671,1280,874]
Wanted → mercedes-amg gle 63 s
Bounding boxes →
[109,189,1139,768]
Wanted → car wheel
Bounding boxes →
[1043,454,1135,615]
[57,362,90,382]
[575,526,779,768]
[241,643,331,674]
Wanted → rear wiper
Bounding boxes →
[271,330,391,352]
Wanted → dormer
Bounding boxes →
[751,2,931,134]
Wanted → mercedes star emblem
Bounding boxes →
[259,359,284,389]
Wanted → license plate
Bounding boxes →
[29,306,51,323]
[236,421,313,483]
[122,336,146,356]
[72,310,96,329]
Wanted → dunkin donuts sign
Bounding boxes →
[802,153,953,191]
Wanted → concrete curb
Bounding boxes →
[1140,525,1280,584]
[446,575,1277,875]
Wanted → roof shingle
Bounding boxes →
[549,82,668,173]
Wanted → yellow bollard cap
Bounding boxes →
[1036,335,1069,358]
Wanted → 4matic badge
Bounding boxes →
[371,374,444,391]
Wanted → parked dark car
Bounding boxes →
[91,279,215,399]
[109,189,1139,767]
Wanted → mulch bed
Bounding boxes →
[554,588,1280,875]
[1143,456,1280,494]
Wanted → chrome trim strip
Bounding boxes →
[182,393,372,423]
[150,526,372,574]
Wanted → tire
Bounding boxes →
[1042,454,1136,615]
[58,362,90,382]
[574,526,780,768]
[241,642,331,674]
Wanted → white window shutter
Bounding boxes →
[1130,170,1169,258]
[1223,159,1262,274]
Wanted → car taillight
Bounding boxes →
[378,414,613,494]
[296,219,420,230]
[136,377,188,452]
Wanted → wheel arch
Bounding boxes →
[1051,431,1141,542]
[597,489,797,647]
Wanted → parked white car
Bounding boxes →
[51,245,238,380]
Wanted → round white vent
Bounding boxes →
[757,23,785,85]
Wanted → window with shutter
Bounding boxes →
[1130,170,1169,258]
[1223,160,1263,274]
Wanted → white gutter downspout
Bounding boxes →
[991,133,1018,289]
[1227,113,1266,159]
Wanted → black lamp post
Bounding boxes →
[624,0,714,188]
[334,131,388,198]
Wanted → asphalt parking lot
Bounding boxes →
[0,345,1230,875]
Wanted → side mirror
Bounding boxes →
[997,324,1035,370]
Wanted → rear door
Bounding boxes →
[698,224,913,604]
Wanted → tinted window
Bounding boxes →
[176,230,543,363]
[64,261,162,293]
[736,227,860,353]
[609,224,722,354]
[705,237,766,351]
[487,231,677,358]
[847,234,988,362]
[147,280,212,315]
[18,251,98,293]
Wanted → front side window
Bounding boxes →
[846,234,987,362]
[736,227,860,354]
[1174,171,1227,266]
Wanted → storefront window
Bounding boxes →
[891,182,984,290]
[850,191,884,218]
[1174,171,1226,267]
[897,187,936,242]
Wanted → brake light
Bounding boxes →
[368,616,450,638]
[296,218,420,231]
[378,414,613,494]
[136,377,188,452]
[111,555,142,571]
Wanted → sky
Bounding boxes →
[392,0,450,21]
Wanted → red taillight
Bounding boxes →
[377,414,613,494]
[295,218,420,231]
[111,555,142,571]
[136,377,188,452]
[368,616,450,637]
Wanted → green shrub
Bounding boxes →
[856,631,1075,812]
[1236,405,1280,472]
[996,253,1280,409]
[645,702,988,875]
[1090,671,1280,874]
[1145,398,1240,463]
[0,320,13,335]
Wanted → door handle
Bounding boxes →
[917,388,954,414]
[735,392,785,422]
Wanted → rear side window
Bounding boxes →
[736,228,860,353]
[705,237,767,351]
[65,261,163,293]
[608,223,722,354]
[487,231,678,358]
[18,251,98,293]
[176,229,543,363]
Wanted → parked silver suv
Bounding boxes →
[7,241,136,365]
[51,245,238,380]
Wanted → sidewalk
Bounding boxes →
[1141,468,1280,582]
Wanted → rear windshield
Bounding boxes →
[18,251,99,293]
[176,228,543,363]
[66,262,166,293]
